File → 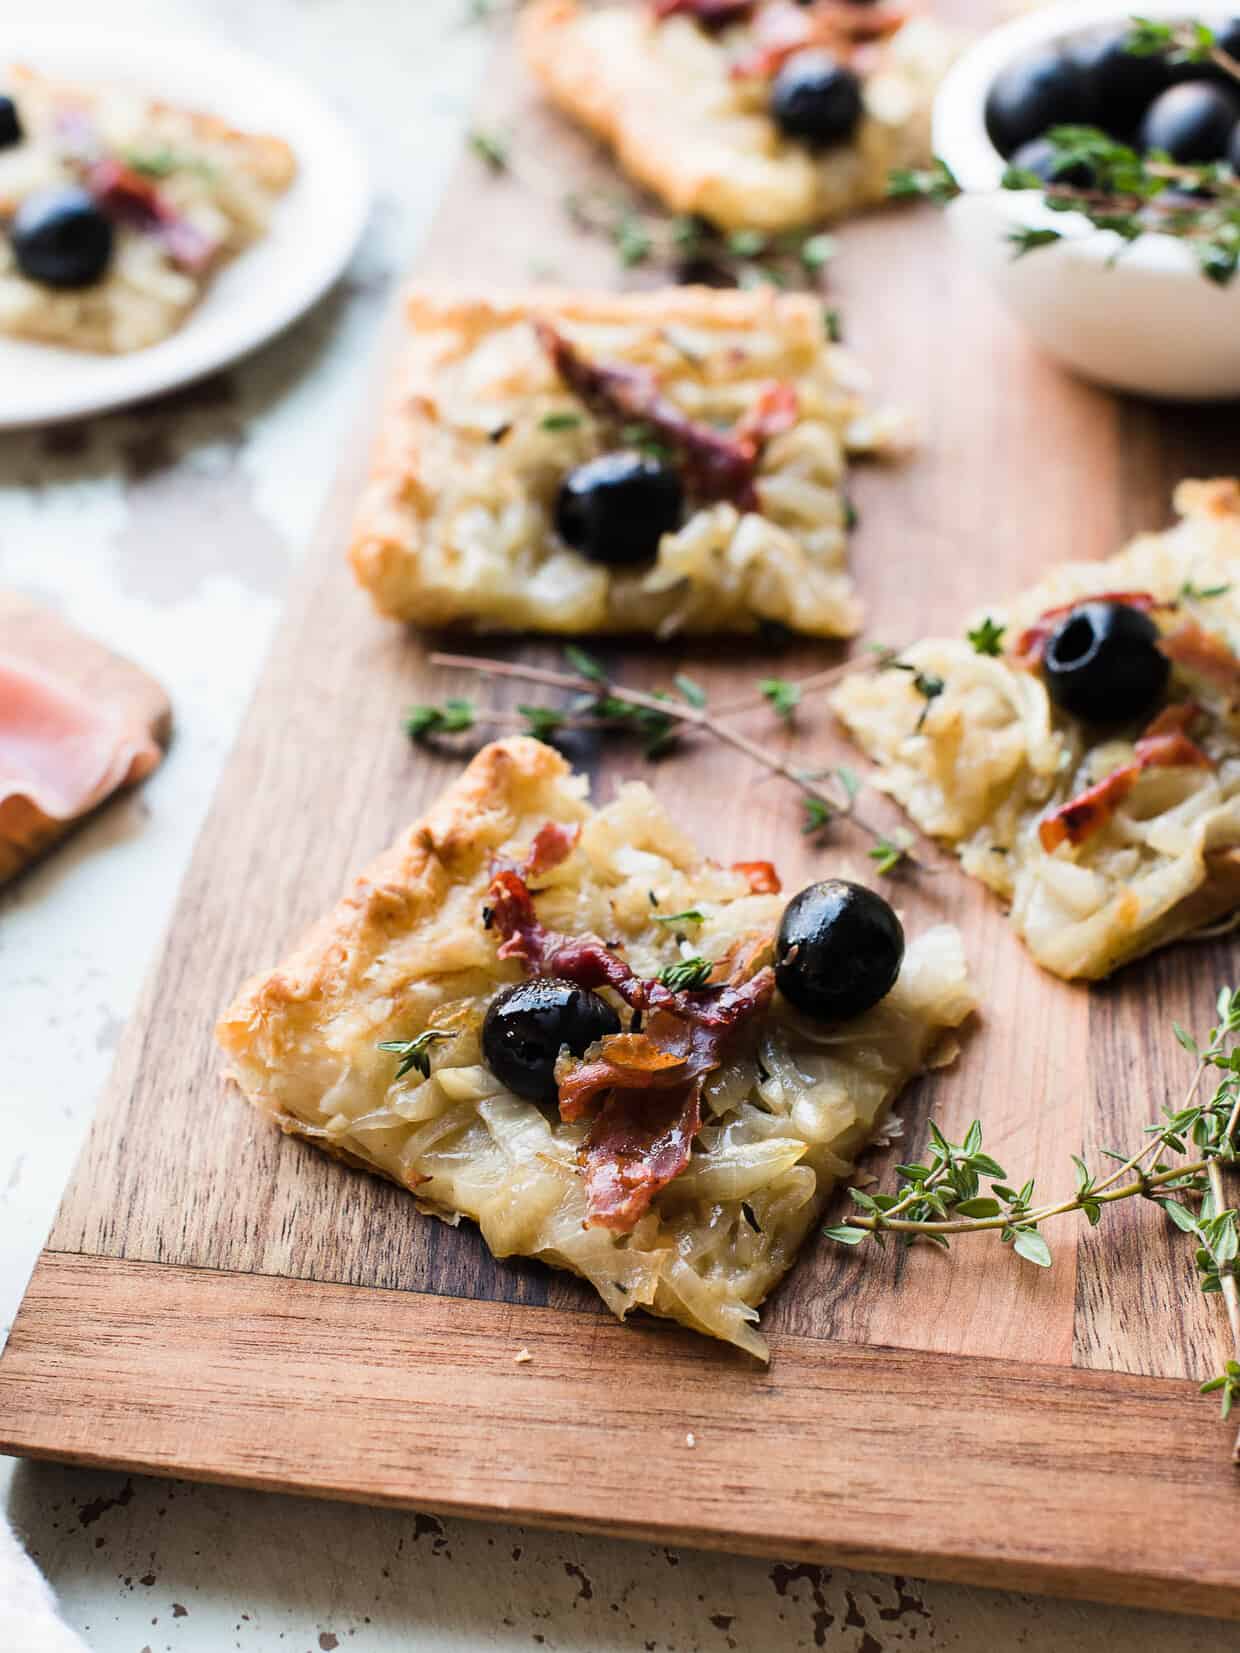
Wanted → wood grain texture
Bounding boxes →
[0,590,171,882]
[5,5,1240,1611]
[7,1252,1240,1619]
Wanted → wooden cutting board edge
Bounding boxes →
[3,1251,1237,1622]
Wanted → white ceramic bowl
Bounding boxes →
[933,0,1240,401]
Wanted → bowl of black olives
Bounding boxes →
[931,0,1240,400]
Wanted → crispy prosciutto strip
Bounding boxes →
[517,820,580,880]
[1159,617,1240,703]
[487,856,774,1229]
[732,858,782,894]
[651,0,756,23]
[1038,703,1213,853]
[730,0,909,79]
[535,321,798,513]
[86,158,219,274]
[1011,592,1162,671]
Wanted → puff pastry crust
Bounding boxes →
[0,66,295,352]
[349,285,905,637]
[833,480,1240,981]
[520,0,955,232]
[217,736,975,1358]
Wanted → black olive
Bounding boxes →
[482,977,620,1103]
[1230,118,1240,175]
[1042,601,1170,726]
[1008,137,1096,190]
[770,50,864,147]
[0,95,21,150]
[1071,27,1175,137]
[984,47,1086,158]
[1138,82,1240,163]
[555,451,683,567]
[10,187,114,289]
[774,880,905,1024]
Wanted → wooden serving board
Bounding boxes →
[4,6,1240,1616]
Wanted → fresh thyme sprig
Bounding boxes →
[891,18,1240,287]
[410,644,925,872]
[464,115,840,290]
[377,1028,452,1081]
[657,955,715,991]
[829,988,1240,1451]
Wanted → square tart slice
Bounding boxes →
[217,736,975,1360]
[833,480,1240,982]
[0,65,296,353]
[520,0,955,233]
[349,286,904,638]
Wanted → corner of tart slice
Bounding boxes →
[832,478,1240,981]
[519,0,956,233]
[0,65,296,353]
[217,736,976,1360]
[348,286,909,639]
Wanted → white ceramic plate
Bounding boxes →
[0,25,370,428]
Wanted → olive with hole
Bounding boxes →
[984,47,1085,157]
[1138,81,1240,163]
[482,977,621,1103]
[10,186,114,288]
[555,451,683,567]
[770,50,864,147]
[0,95,21,150]
[1041,601,1169,726]
[774,880,905,1024]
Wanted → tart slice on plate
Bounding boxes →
[520,0,955,232]
[0,64,296,352]
[217,737,975,1359]
[349,286,905,637]
[833,480,1240,981]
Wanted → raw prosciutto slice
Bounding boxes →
[0,655,161,876]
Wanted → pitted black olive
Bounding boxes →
[774,880,905,1024]
[770,50,864,147]
[555,451,683,567]
[1042,601,1169,726]
[1138,82,1240,163]
[482,977,621,1103]
[10,187,114,288]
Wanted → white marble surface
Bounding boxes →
[1,1,1237,1647]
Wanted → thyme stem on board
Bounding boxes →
[827,988,1240,1456]
[409,644,926,873]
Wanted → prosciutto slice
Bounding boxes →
[487,856,774,1229]
[0,655,161,870]
[1038,703,1213,853]
[535,322,798,513]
